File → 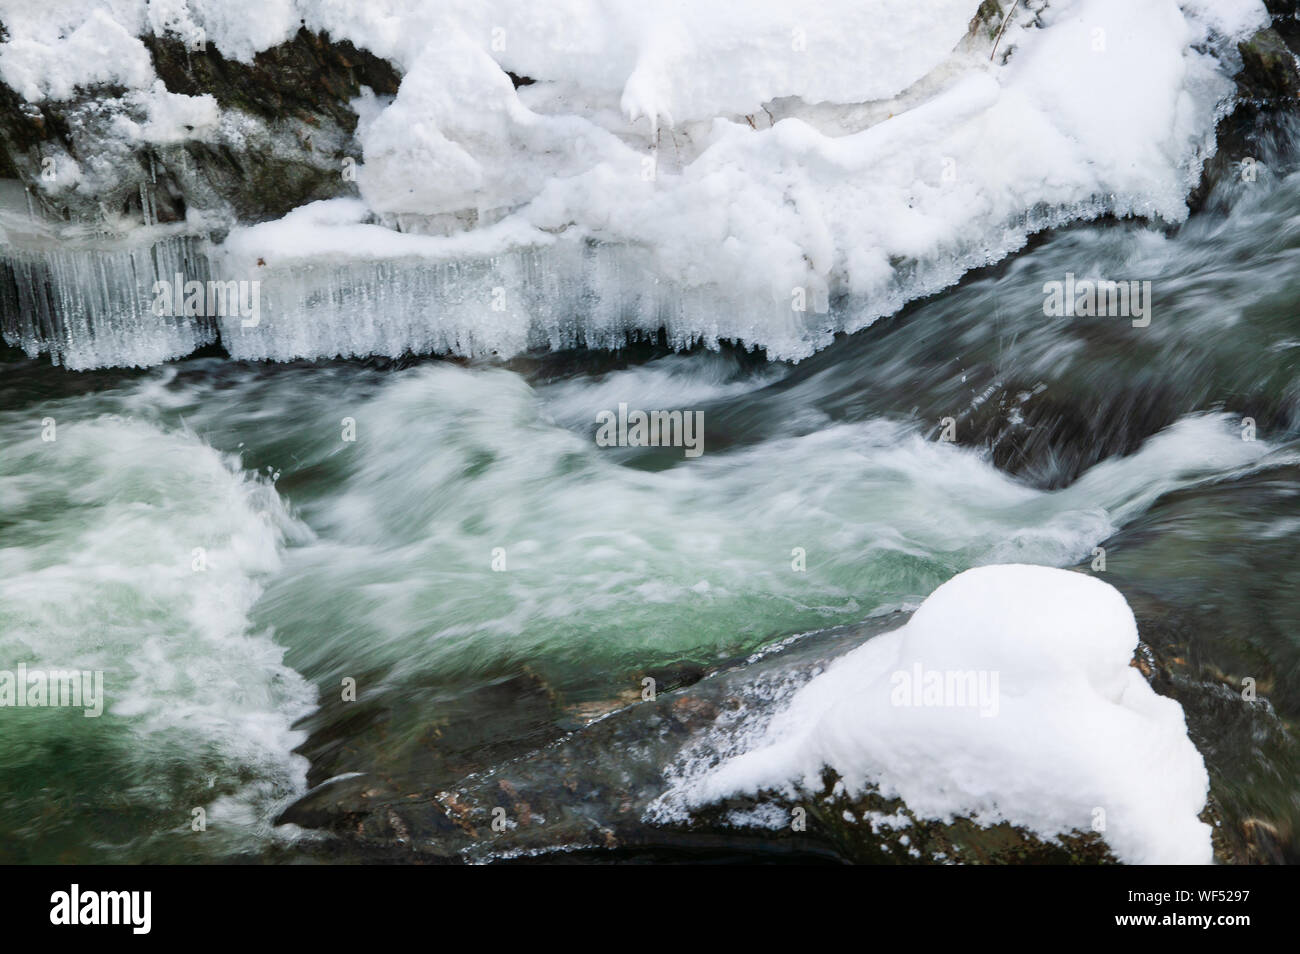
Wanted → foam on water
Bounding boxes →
[0,409,315,860]
[185,363,1272,696]
[0,344,1282,858]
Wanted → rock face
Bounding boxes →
[0,28,400,227]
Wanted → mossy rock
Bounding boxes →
[968,1,1008,41]
[1237,29,1300,102]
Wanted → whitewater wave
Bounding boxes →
[0,409,315,859]
[150,358,1273,695]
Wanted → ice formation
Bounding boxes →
[0,0,1273,366]
[0,226,217,370]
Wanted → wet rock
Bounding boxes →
[686,775,1118,865]
[1265,1,1300,48]
[962,376,1182,490]
[291,667,564,798]
[271,613,1145,864]
[967,0,1008,41]
[1238,818,1289,864]
[1079,465,1300,864]
[276,772,465,862]
[275,772,380,831]
[1192,23,1300,210]
[1237,29,1300,102]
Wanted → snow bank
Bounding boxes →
[222,0,1270,364]
[0,0,1272,367]
[0,0,977,111]
[0,7,154,102]
[656,565,1214,865]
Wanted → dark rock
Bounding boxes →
[1192,24,1300,210]
[142,29,399,130]
[1237,28,1300,102]
[1265,0,1300,47]
[1079,464,1300,864]
[0,28,401,226]
[268,614,1143,864]
[693,775,1119,865]
[967,0,1007,41]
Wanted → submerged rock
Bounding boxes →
[1266,0,1300,47]
[1085,464,1300,865]
[268,601,1239,865]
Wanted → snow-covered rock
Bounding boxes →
[654,564,1214,865]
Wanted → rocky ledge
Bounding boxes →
[0,26,399,227]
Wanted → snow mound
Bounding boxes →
[656,564,1213,865]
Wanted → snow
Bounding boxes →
[292,0,980,120]
[222,198,549,262]
[657,564,1214,865]
[0,0,1273,367]
[233,0,1268,364]
[0,7,154,102]
[1178,0,1271,40]
[353,30,626,218]
[115,81,221,145]
[0,0,979,110]
[213,0,1266,364]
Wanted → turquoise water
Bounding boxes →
[2,156,1299,863]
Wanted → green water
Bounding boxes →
[2,158,1299,864]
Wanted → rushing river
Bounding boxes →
[2,131,1299,863]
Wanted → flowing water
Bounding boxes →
[2,132,1299,864]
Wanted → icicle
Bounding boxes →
[0,235,219,369]
[3,234,822,370]
[218,239,816,365]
